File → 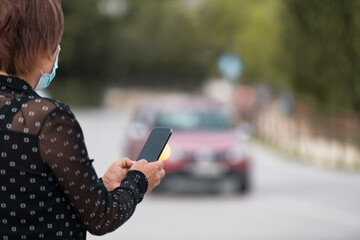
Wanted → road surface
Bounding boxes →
[73,108,360,240]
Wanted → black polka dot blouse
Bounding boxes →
[0,75,148,239]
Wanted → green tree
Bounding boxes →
[113,0,208,88]
[53,0,210,105]
[282,0,360,114]
[53,0,118,105]
[195,0,285,86]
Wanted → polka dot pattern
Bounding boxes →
[0,75,148,239]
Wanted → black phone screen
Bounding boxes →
[136,127,173,162]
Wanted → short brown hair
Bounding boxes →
[0,0,64,76]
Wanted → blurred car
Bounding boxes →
[124,96,251,193]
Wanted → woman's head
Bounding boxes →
[0,0,64,77]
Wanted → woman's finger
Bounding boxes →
[159,169,166,179]
[156,160,164,169]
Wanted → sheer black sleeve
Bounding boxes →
[38,105,148,235]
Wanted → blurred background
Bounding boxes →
[48,0,360,239]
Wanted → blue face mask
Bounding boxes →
[35,46,61,90]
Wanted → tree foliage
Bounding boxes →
[196,0,284,84]
[55,0,208,97]
[53,0,360,113]
[282,0,360,114]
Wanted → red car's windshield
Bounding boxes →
[155,112,230,131]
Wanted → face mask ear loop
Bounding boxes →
[40,45,61,76]
[40,46,60,76]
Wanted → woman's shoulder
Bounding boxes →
[23,95,76,123]
[39,97,74,117]
[1,95,77,135]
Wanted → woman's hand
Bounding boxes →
[102,158,134,191]
[130,159,165,194]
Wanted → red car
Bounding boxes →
[125,96,251,193]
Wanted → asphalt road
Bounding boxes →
[74,109,360,240]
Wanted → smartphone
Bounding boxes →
[136,127,173,162]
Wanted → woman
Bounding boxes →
[0,0,165,239]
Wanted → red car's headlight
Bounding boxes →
[168,144,185,161]
[225,145,248,163]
